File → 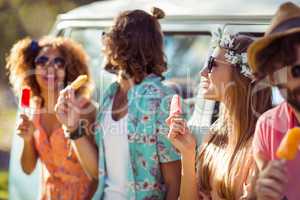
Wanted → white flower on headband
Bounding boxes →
[211,29,253,79]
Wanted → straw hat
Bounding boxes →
[248,2,300,78]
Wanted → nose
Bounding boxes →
[200,67,209,78]
[46,64,56,74]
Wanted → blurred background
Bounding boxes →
[0,1,100,199]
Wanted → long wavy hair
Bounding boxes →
[6,36,92,105]
[197,35,273,199]
[102,7,167,83]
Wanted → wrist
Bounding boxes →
[181,149,196,160]
[23,136,34,144]
[64,122,86,140]
[63,124,78,133]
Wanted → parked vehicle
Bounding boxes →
[9,0,299,199]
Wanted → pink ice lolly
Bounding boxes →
[21,88,30,108]
[166,94,182,126]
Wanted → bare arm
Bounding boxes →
[167,115,200,200]
[56,88,99,180]
[17,114,38,174]
[180,150,199,200]
[71,135,99,180]
[21,139,38,174]
[161,160,181,200]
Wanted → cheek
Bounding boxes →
[57,70,66,82]
[210,67,232,88]
[34,70,44,85]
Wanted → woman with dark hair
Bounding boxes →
[167,32,273,200]
[6,37,96,200]
[55,7,182,200]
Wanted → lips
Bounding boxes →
[201,80,210,89]
[43,75,57,82]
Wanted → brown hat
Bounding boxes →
[248,2,300,78]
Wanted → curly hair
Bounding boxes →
[6,36,92,103]
[102,7,166,83]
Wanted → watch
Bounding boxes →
[64,123,86,140]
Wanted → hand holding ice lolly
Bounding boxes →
[166,94,182,126]
[276,127,300,160]
[17,88,35,141]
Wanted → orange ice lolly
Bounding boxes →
[166,94,182,126]
[70,75,88,90]
[276,127,300,160]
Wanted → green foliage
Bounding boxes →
[0,171,8,200]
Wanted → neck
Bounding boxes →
[117,71,135,93]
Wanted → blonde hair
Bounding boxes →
[197,36,272,199]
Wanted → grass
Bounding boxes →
[0,170,8,200]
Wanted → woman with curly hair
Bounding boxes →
[6,37,97,200]
[55,7,182,200]
[167,32,273,200]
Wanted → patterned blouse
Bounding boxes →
[92,74,183,200]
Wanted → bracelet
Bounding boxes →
[64,123,86,140]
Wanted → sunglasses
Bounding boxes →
[34,56,65,69]
[291,65,300,78]
[207,56,231,73]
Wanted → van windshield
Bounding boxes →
[69,28,211,108]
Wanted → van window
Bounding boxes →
[69,28,211,111]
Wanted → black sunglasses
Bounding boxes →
[207,56,215,73]
[291,65,300,78]
[207,56,230,73]
[34,56,65,69]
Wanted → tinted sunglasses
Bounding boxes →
[207,56,230,73]
[34,56,65,69]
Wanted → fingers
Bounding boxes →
[257,160,288,200]
[264,161,288,183]
[169,116,188,134]
[257,184,283,200]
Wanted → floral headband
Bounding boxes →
[211,29,253,79]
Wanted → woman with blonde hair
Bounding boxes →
[6,36,96,200]
[167,32,273,199]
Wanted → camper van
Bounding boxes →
[9,0,300,199]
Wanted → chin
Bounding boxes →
[203,92,218,101]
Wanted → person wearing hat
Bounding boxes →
[248,2,300,200]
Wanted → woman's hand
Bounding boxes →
[256,160,288,200]
[17,114,35,142]
[167,115,196,157]
[55,86,89,131]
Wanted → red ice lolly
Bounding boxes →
[166,94,182,126]
[21,88,30,108]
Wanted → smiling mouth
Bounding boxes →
[43,76,57,82]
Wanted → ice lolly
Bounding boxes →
[21,88,30,108]
[276,127,300,160]
[166,94,182,126]
[70,75,88,90]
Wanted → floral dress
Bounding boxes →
[32,109,96,200]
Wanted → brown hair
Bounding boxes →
[102,7,166,83]
[256,32,300,78]
[197,35,272,199]
[6,37,92,103]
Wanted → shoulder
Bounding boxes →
[256,102,288,126]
